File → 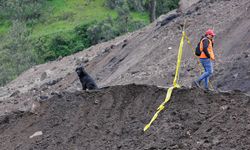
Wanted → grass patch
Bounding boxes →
[31,0,148,38]
[0,0,149,38]
[131,12,149,23]
[0,20,11,35]
[32,0,115,38]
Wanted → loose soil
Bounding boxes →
[0,84,249,150]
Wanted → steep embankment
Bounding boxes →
[0,0,249,150]
[1,0,249,100]
[0,0,249,128]
[0,84,249,150]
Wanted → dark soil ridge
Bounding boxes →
[0,84,249,150]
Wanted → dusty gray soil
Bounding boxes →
[0,84,249,150]
[1,0,249,116]
[0,0,250,149]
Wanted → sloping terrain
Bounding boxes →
[1,0,249,99]
[0,84,249,150]
[0,0,250,149]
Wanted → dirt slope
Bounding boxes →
[0,1,250,149]
[1,0,249,99]
[0,84,249,150]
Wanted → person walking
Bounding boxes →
[193,29,216,91]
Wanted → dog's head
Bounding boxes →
[75,65,85,76]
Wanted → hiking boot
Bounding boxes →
[204,88,214,92]
[193,80,201,88]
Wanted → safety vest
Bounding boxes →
[199,38,215,60]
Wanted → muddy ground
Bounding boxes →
[0,0,250,149]
[0,84,249,150]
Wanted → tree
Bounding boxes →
[149,0,156,22]
[105,0,179,22]
[6,20,37,74]
[0,0,40,85]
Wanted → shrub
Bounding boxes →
[0,20,37,86]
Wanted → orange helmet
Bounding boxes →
[205,29,216,36]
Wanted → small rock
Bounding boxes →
[94,99,99,104]
[83,58,89,63]
[30,101,41,114]
[102,47,111,53]
[243,52,249,58]
[41,87,48,91]
[117,144,122,149]
[122,40,128,48]
[110,45,115,49]
[233,73,238,78]
[39,95,49,100]
[10,90,20,97]
[46,78,62,86]
[40,72,47,81]
[170,144,179,149]
[29,131,43,139]
[51,91,59,95]
[212,137,221,145]
[230,115,237,120]
[93,123,99,129]
[33,67,38,71]
[220,105,229,110]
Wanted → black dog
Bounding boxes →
[75,66,98,90]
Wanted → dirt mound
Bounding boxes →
[0,0,250,149]
[0,84,249,150]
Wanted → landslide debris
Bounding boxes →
[0,84,249,150]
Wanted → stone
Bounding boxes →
[29,131,43,139]
[10,90,20,97]
[40,72,47,81]
[39,95,49,101]
[233,73,238,78]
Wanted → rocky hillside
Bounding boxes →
[0,0,249,117]
[0,0,250,149]
[1,0,249,97]
[0,85,249,149]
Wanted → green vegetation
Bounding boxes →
[0,0,179,86]
[0,21,10,35]
[32,0,117,38]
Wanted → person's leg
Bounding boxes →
[194,59,206,87]
[204,76,209,89]
[197,59,210,83]
[203,60,213,89]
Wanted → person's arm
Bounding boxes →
[202,39,210,58]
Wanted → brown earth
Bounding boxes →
[1,0,249,113]
[0,0,250,149]
[0,84,250,150]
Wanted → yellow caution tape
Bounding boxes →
[143,31,185,131]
